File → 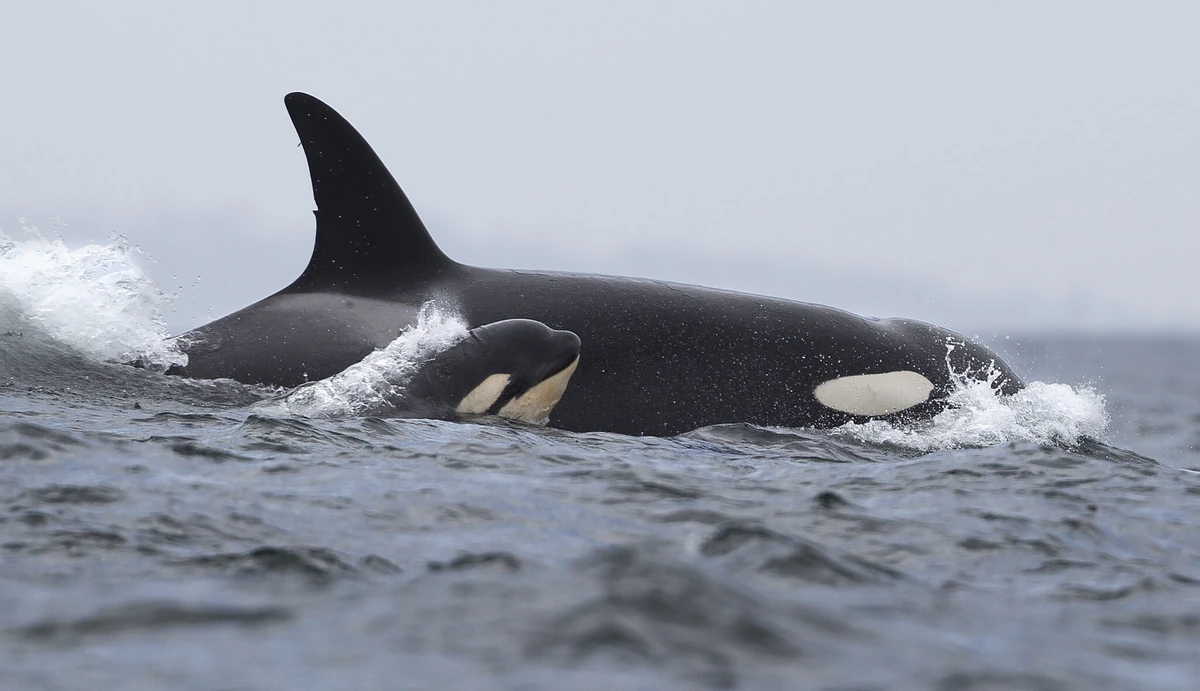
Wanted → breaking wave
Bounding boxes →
[258,302,469,418]
[830,378,1109,452]
[0,226,185,371]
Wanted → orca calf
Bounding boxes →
[402,319,581,423]
[168,93,1024,436]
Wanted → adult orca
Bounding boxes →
[274,318,581,424]
[168,92,1024,436]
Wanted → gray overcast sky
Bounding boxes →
[2,2,1197,335]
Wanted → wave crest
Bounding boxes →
[260,302,468,418]
[0,227,185,370]
[831,378,1109,451]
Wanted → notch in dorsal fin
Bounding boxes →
[282,92,451,292]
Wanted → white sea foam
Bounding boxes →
[0,226,186,370]
[830,378,1110,452]
[260,302,469,418]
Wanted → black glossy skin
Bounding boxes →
[169,93,1024,437]
[401,319,580,419]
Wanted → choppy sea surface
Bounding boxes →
[2,233,1199,690]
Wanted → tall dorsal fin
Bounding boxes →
[282,92,451,292]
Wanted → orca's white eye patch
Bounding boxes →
[814,371,935,416]
[455,373,511,415]
[498,355,579,424]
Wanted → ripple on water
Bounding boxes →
[173,546,383,582]
[0,421,86,461]
[32,484,125,504]
[15,601,291,642]
[699,520,905,585]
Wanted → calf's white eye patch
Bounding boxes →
[499,356,579,425]
[456,373,511,415]
[813,371,935,416]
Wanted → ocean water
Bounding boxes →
[2,233,1199,690]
